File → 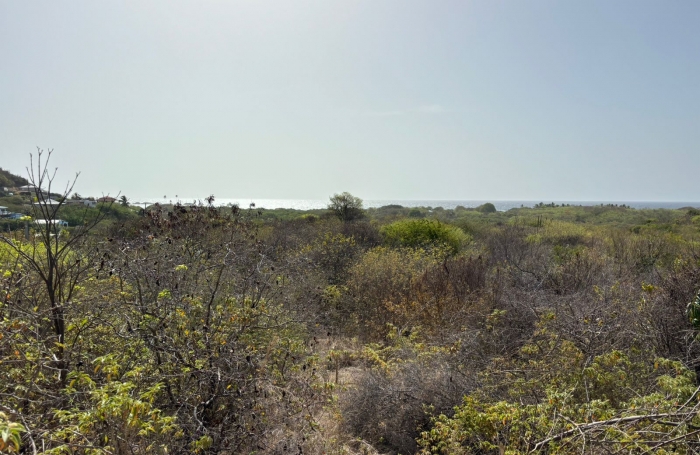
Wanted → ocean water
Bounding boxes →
[130,198,700,212]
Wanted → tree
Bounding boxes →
[119,195,129,206]
[0,149,109,384]
[476,202,496,213]
[328,192,364,222]
[0,150,121,452]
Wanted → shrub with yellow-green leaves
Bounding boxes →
[380,219,470,255]
[419,358,699,455]
[418,313,700,454]
[341,247,439,339]
[0,412,24,453]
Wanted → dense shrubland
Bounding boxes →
[3,165,700,453]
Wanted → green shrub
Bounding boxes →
[526,220,589,246]
[380,219,470,254]
[408,208,425,218]
[476,202,497,213]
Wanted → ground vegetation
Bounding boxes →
[2,164,700,454]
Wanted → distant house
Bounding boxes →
[34,219,69,228]
[32,199,62,206]
[0,206,9,216]
[17,185,48,196]
[97,196,117,203]
[18,184,42,195]
[66,199,97,208]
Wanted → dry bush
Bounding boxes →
[265,217,331,260]
[398,255,488,339]
[542,244,608,295]
[646,244,700,369]
[341,338,473,455]
[608,229,680,277]
[96,204,329,453]
[341,220,382,250]
[486,224,550,289]
[342,247,437,340]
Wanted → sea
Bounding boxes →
[130,198,700,212]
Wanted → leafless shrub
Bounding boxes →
[543,245,608,295]
[341,353,473,455]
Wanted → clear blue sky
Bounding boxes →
[1,1,699,201]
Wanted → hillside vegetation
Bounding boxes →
[2,163,700,454]
[0,167,28,189]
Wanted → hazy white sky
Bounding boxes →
[1,1,699,201]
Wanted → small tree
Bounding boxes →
[328,192,364,222]
[0,149,109,384]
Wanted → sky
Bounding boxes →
[1,1,699,202]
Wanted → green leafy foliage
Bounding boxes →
[0,168,28,189]
[418,355,699,455]
[476,202,496,213]
[380,219,470,254]
[0,412,25,453]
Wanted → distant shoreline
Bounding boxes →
[128,199,700,212]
